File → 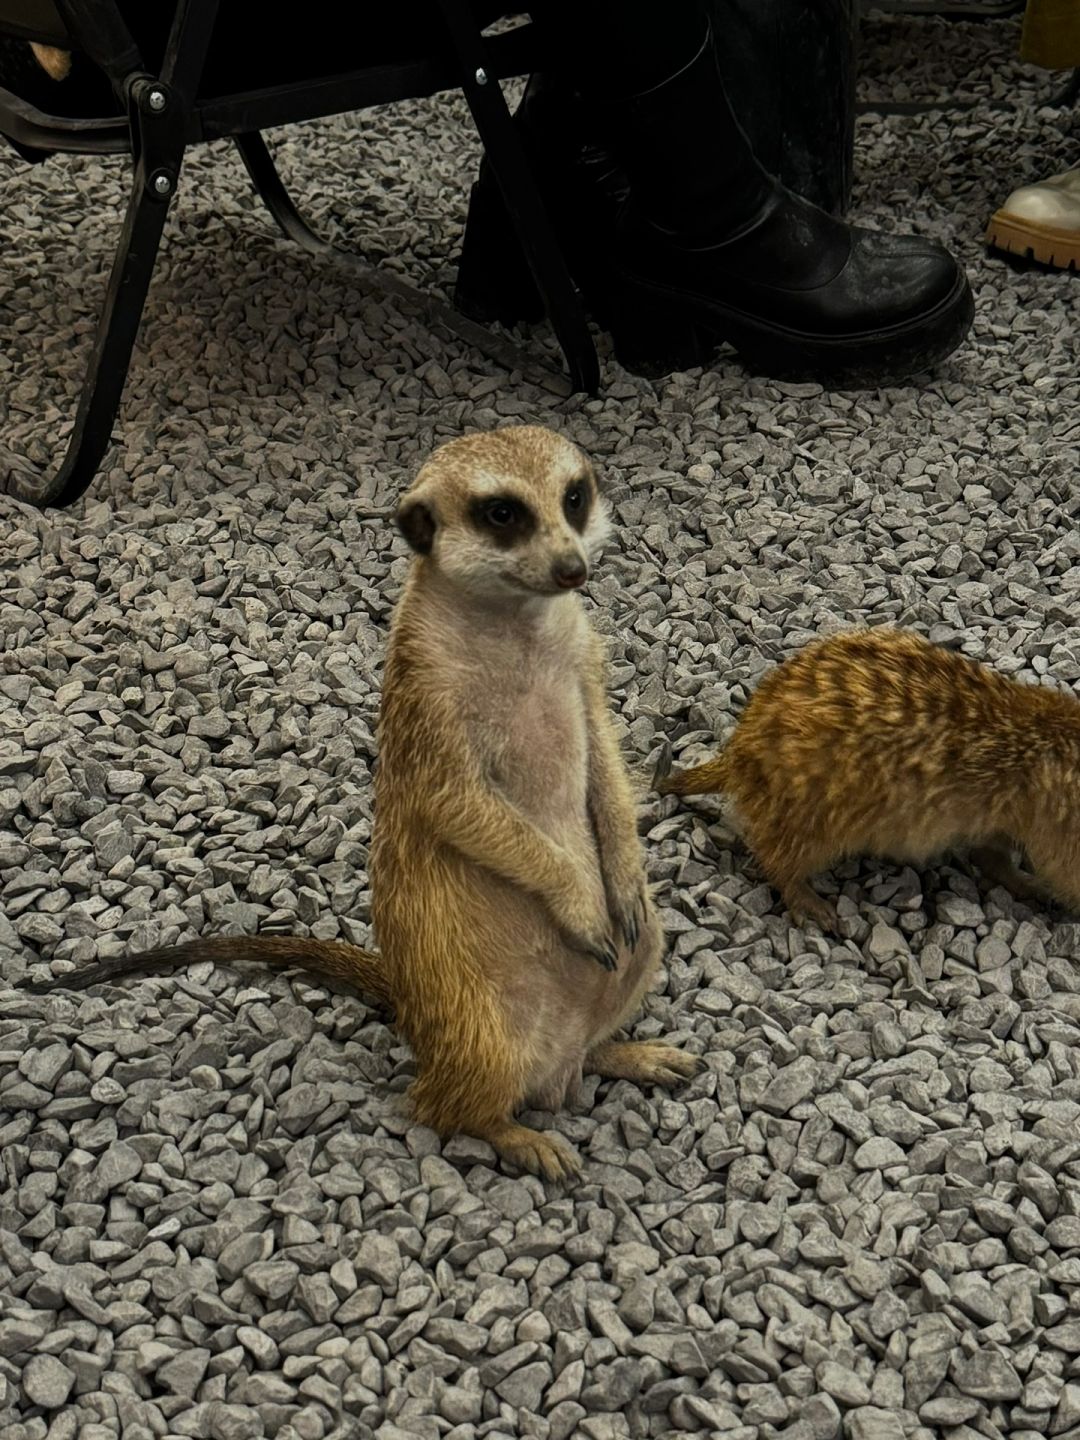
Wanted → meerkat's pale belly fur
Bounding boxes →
[470,606,656,1103]
[373,589,661,1123]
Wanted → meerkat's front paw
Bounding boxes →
[563,926,620,973]
[608,876,650,952]
[559,886,620,972]
[600,852,650,952]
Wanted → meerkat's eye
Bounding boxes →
[485,501,517,527]
[563,477,592,531]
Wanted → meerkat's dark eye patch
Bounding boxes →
[563,475,593,532]
[468,495,536,548]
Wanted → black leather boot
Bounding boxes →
[455,30,974,386]
[710,0,858,217]
[455,72,627,328]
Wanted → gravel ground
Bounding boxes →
[2,12,1080,1440]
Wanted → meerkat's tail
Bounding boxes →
[20,935,392,1007]
[652,738,729,797]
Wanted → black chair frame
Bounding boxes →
[0,0,599,509]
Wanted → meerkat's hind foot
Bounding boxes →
[589,1039,703,1087]
[483,1121,582,1183]
[1006,852,1080,923]
[970,844,1058,910]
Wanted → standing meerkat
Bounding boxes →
[25,426,697,1180]
[655,626,1080,932]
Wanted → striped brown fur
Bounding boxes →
[656,627,1080,930]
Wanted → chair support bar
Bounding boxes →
[0,75,183,507]
[0,2,599,508]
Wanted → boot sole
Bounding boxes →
[986,211,1080,274]
[603,266,975,387]
[862,1,1024,15]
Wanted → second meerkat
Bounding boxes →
[655,627,1080,933]
[28,426,697,1180]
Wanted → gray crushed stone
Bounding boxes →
[2,12,1079,1440]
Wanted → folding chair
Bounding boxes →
[0,0,600,509]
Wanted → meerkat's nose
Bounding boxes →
[551,554,588,590]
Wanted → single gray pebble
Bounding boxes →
[22,1355,76,1408]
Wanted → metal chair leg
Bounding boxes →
[1,2,218,509]
[234,130,331,255]
[0,154,173,509]
[233,127,582,397]
[434,4,600,397]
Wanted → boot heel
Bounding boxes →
[454,170,546,327]
[607,294,714,378]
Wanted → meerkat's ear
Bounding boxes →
[396,496,436,555]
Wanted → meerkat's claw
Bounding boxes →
[486,1123,582,1182]
[634,888,649,937]
[588,939,619,973]
[562,922,619,971]
[613,903,639,952]
[624,911,639,951]
[614,888,649,952]
[653,1051,706,1083]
